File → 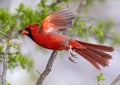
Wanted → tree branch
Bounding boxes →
[36,50,57,85]
[111,74,120,85]
[0,52,19,55]
[0,27,13,85]
[35,0,86,85]
[76,0,86,16]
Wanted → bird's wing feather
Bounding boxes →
[41,9,76,32]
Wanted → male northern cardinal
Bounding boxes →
[22,9,114,70]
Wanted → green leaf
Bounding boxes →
[17,3,25,12]
[6,81,11,85]
[6,39,12,46]
[113,33,120,45]
[90,26,103,37]
[50,3,60,11]
[96,29,103,37]
[0,45,4,51]
[0,9,17,32]
[81,21,87,28]
[8,54,34,70]
[97,73,105,82]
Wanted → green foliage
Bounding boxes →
[85,0,93,8]
[16,3,40,29]
[70,16,104,41]
[6,81,11,85]
[97,73,105,84]
[113,33,120,45]
[0,9,16,30]
[63,0,69,2]
[94,20,114,43]
[70,17,116,44]
[16,1,60,30]
[90,26,103,37]
[0,45,4,51]
[96,20,114,31]
[70,17,88,37]
[85,0,106,9]
[0,45,4,61]
[8,54,34,71]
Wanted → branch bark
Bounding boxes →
[76,0,86,15]
[0,52,19,55]
[0,27,13,85]
[35,0,86,85]
[111,74,120,85]
[36,51,57,85]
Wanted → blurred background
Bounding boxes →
[0,0,120,85]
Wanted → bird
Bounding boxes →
[22,9,114,70]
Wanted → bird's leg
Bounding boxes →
[68,45,77,63]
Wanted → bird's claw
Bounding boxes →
[70,52,77,58]
[68,56,77,63]
[68,45,78,63]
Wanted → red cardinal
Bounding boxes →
[22,9,114,70]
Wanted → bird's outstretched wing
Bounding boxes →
[41,9,76,32]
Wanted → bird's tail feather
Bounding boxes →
[71,40,114,70]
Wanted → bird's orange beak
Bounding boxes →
[21,30,29,35]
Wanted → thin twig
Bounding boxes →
[76,0,86,16]
[0,52,19,55]
[0,30,8,37]
[36,70,41,75]
[0,27,13,85]
[111,74,120,85]
[98,81,100,85]
[36,51,57,85]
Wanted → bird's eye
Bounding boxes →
[24,28,32,34]
[25,28,32,32]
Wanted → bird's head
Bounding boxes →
[21,24,39,40]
